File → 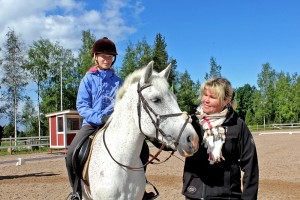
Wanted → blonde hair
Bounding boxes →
[199,77,236,109]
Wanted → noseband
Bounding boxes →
[137,82,190,148]
[102,82,191,170]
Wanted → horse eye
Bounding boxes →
[151,98,161,103]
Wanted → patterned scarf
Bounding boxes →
[196,106,228,164]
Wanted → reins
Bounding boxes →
[102,81,191,170]
[103,125,172,170]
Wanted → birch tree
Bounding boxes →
[25,38,52,138]
[0,29,28,142]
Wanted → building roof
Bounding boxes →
[45,110,79,117]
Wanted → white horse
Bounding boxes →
[82,61,199,200]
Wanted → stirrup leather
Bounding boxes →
[144,179,159,200]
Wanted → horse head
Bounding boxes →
[117,61,198,157]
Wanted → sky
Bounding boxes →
[0,0,300,125]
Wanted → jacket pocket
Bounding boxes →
[182,173,204,198]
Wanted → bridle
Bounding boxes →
[137,82,190,148]
[102,82,191,170]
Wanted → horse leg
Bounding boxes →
[140,140,156,199]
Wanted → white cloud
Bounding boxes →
[0,0,144,53]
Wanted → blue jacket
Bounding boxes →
[76,68,123,126]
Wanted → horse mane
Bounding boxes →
[115,66,169,104]
[116,67,146,103]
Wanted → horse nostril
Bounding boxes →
[187,135,192,143]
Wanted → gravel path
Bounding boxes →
[0,133,300,199]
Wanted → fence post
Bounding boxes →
[9,136,12,155]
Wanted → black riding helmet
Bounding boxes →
[91,37,118,66]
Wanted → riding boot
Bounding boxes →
[140,140,150,171]
[65,157,82,200]
[66,157,76,186]
[140,140,157,200]
[143,191,156,200]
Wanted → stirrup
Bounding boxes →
[66,176,82,200]
[144,180,159,200]
[66,192,81,200]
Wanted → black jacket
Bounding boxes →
[182,109,259,200]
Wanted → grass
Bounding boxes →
[0,146,50,156]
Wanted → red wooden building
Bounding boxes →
[46,110,82,153]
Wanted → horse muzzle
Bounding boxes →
[176,132,199,157]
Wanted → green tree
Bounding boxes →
[21,99,38,136]
[136,37,153,67]
[245,108,255,125]
[204,57,222,80]
[120,34,177,84]
[274,72,298,123]
[274,72,290,123]
[119,41,138,80]
[152,33,177,85]
[40,42,77,114]
[25,39,78,136]
[25,38,53,138]
[119,38,154,80]
[252,90,265,124]
[77,30,95,76]
[3,124,15,138]
[152,33,168,72]
[235,84,256,121]
[256,63,276,124]
[0,125,3,145]
[176,71,200,113]
[295,74,300,120]
[0,29,29,140]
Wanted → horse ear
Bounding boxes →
[141,61,154,84]
[159,63,172,79]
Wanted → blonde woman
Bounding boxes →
[182,77,259,200]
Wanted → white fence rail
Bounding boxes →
[258,130,300,135]
[248,123,300,131]
[0,136,50,154]
[1,123,300,153]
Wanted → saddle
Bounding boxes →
[72,117,112,180]
[67,126,105,200]
[72,124,105,181]
[72,131,97,180]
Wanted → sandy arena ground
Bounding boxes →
[0,132,299,200]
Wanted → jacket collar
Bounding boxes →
[88,66,115,73]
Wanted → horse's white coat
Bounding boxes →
[83,61,198,200]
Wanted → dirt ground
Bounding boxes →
[0,132,299,200]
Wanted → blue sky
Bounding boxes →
[119,0,300,88]
[0,0,299,126]
[0,0,299,88]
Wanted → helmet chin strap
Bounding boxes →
[111,56,116,66]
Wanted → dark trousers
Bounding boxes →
[141,139,150,170]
